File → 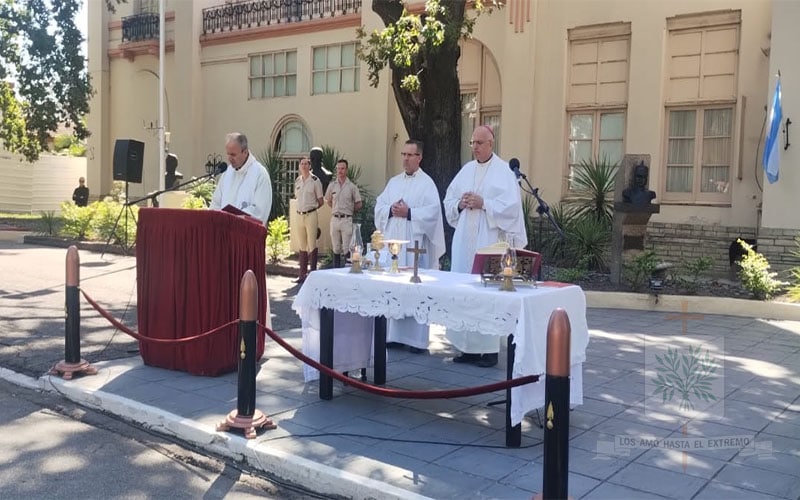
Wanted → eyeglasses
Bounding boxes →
[469,140,488,146]
[400,152,420,157]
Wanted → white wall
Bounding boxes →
[761,0,800,229]
[0,153,87,213]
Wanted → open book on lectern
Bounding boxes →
[221,204,262,225]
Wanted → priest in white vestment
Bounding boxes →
[374,139,446,352]
[210,132,273,225]
[442,125,527,367]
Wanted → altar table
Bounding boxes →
[291,268,589,427]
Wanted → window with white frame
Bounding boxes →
[568,111,625,187]
[665,107,732,199]
[249,50,297,99]
[312,42,360,95]
[663,11,739,203]
[566,23,630,190]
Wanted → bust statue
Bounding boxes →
[309,146,331,193]
[622,162,656,205]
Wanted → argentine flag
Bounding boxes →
[763,78,782,184]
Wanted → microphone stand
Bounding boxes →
[515,172,564,281]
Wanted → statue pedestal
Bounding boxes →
[610,202,660,285]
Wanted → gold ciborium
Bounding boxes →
[370,230,385,271]
[384,239,408,273]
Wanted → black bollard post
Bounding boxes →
[49,246,97,380]
[542,308,571,500]
[217,270,276,439]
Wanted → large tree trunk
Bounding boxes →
[372,0,464,200]
[371,0,466,265]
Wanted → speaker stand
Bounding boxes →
[101,181,138,257]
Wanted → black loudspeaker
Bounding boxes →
[113,139,145,184]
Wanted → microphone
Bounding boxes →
[215,161,228,175]
[509,158,526,179]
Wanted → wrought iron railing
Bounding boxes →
[122,13,160,43]
[202,0,360,35]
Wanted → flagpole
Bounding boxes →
[158,0,165,192]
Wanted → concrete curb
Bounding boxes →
[27,369,431,500]
[585,290,800,320]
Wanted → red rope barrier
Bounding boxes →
[80,289,238,344]
[258,322,539,399]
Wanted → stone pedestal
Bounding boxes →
[610,155,660,285]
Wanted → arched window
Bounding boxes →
[272,117,312,216]
[458,40,502,165]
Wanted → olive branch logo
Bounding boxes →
[652,345,718,411]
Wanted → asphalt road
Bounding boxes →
[0,378,330,499]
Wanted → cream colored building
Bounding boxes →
[86,0,798,270]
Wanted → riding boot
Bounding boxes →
[295,251,308,283]
[333,254,341,269]
[309,248,319,272]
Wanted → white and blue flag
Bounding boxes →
[763,77,782,184]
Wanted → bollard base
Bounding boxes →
[49,360,98,380]
[216,409,276,439]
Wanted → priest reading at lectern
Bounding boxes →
[210,132,272,225]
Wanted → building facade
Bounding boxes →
[86,0,798,270]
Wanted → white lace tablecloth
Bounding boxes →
[291,268,589,425]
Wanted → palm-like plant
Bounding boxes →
[571,155,618,223]
[256,147,287,220]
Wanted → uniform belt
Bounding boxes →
[297,207,317,215]
[332,213,352,218]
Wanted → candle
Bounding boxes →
[352,248,361,261]
[503,266,513,277]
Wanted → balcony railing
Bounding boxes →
[122,13,159,43]
[202,0,360,35]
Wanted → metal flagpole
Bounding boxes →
[158,0,166,191]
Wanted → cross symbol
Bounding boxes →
[407,240,426,283]
[664,300,704,334]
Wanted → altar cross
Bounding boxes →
[407,240,426,283]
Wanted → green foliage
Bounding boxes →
[187,181,214,207]
[565,214,611,272]
[181,196,207,209]
[623,250,658,291]
[737,239,782,300]
[521,194,536,250]
[52,133,73,151]
[552,255,590,283]
[37,210,61,236]
[92,201,137,246]
[266,216,290,264]
[788,236,800,303]
[0,1,92,162]
[60,200,94,240]
[256,147,287,221]
[571,155,618,223]
[320,145,341,174]
[678,256,713,294]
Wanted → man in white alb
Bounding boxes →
[374,139,446,353]
[443,125,527,367]
[210,132,272,225]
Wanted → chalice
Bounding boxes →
[384,239,408,273]
[370,230,385,271]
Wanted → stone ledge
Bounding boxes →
[586,290,800,321]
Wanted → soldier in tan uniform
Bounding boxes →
[294,157,323,283]
[324,159,362,268]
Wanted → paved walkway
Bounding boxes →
[0,238,798,499]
